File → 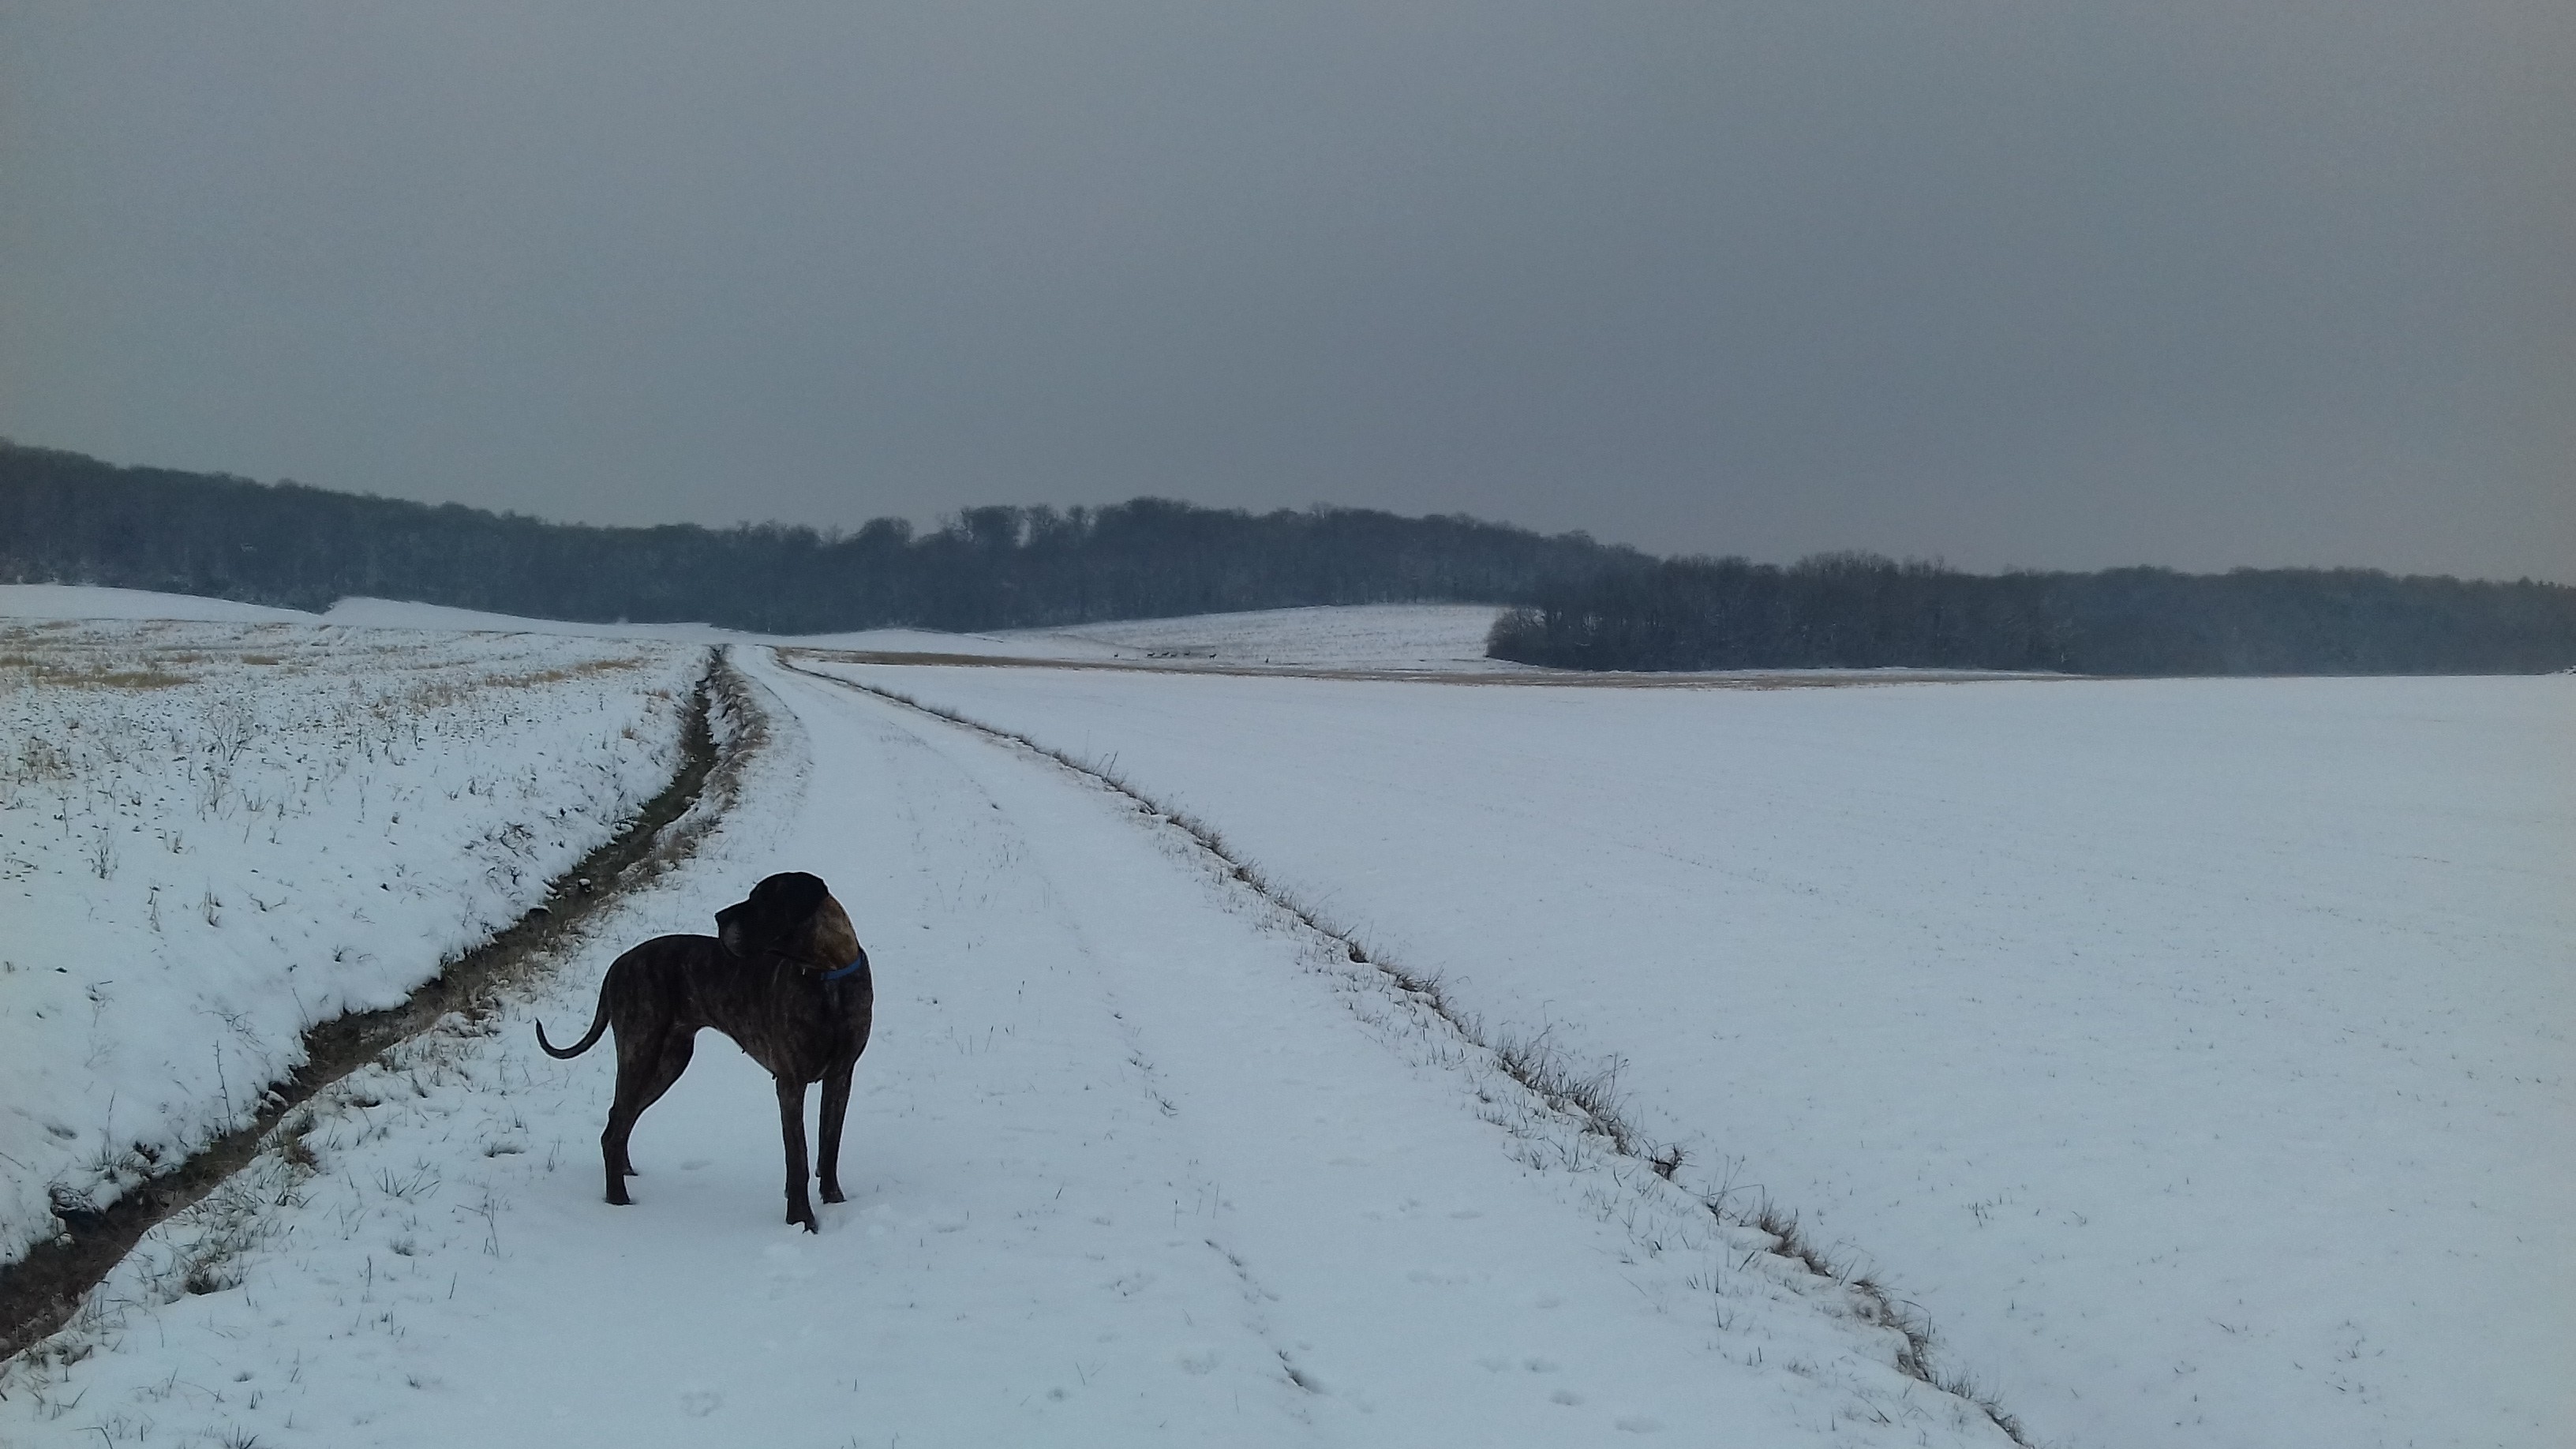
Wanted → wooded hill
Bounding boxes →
[1485,552,2576,675]
[9,439,2570,672]
[0,440,1638,633]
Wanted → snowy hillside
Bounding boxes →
[0,587,1517,673]
[0,612,698,1268]
[999,604,1518,672]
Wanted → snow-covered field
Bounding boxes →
[0,611,698,1268]
[801,659,2576,1449]
[4,588,2567,1448]
[999,604,1517,672]
[2,635,2015,1448]
[0,588,1515,673]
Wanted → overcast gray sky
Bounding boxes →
[3,3,2569,578]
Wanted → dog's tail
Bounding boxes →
[534,991,612,1060]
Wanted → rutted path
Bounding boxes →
[1,650,2011,1447]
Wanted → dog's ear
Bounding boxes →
[715,898,754,957]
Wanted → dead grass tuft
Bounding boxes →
[90,668,193,690]
[497,658,647,687]
[0,660,196,690]
[1489,1028,1637,1156]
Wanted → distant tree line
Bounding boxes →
[1485,552,2576,675]
[0,440,1641,633]
[9,440,2570,672]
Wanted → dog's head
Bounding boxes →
[716,871,866,974]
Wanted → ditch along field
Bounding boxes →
[0,614,701,1276]
[799,655,2576,1449]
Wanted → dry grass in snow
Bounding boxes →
[0,618,698,1269]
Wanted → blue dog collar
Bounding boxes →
[820,957,867,983]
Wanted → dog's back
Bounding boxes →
[537,934,718,1058]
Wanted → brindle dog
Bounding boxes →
[537,871,874,1231]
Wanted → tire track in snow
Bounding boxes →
[774,670,1327,1413]
[776,653,1435,1420]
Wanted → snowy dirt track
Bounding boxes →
[2,649,2009,1447]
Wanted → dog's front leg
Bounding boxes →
[817,1063,854,1204]
[777,1077,817,1232]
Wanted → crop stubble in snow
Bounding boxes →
[0,621,713,1342]
[0,646,751,1365]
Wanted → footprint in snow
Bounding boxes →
[679,1390,722,1417]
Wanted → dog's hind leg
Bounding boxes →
[601,1089,642,1207]
[816,1062,855,1204]
[626,1029,698,1165]
[777,1077,818,1232]
[600,1026,683,1203]
[601,1028,697,1199]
